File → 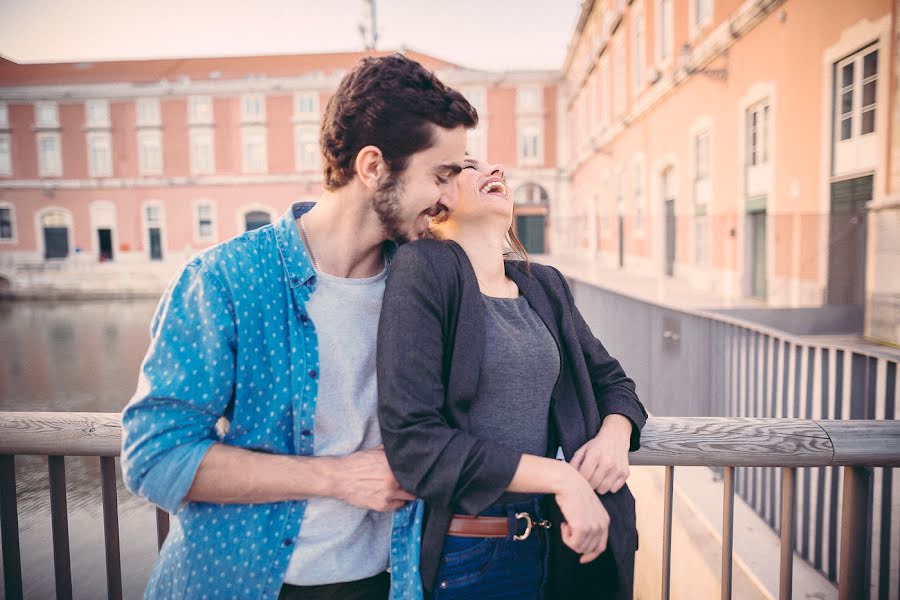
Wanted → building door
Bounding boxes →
[41,211,70,259]
[618,215,625,268]
[97,229,113,261]
[245,210,271,231]
[664,199,676,277]
[748,210,767,300]
[148,228,163,261]
[827,176,870,305]
[516,215,546,254]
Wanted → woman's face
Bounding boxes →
[446,156,512,226]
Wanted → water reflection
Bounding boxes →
[1,299,161,598]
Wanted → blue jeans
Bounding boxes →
[431,496,550,600]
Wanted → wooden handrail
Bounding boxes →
[2,412,899,467]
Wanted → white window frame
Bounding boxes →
[189,128,215,175]
[85,99,110,129]
[835,46,879,142]
[241,94,266,123]
[466,126,488,162]
[142,200,166,260]
[188,96,214,125]
[517,119,543,165]
[35,101,59,128]
[461,87,487,116]
[0,133,11,176]
[241,125,268,174]
[0,202,16,243]
[613,32,627,116]
[516,85,543,115]
[136,98,161,127]
[293,92,320,122]
[633,156,646,237]
[0,102,8,129]
[294,123,320,172]
[86,131,113,177]
[693,129,711,205]
[631,3,646,94]
[36,131,62,176]
[689,0,713,39]
[746,100,770,167]
[655,0,674,67]
[137,129,163,175]
[193,200,218,243]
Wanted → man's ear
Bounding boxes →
[355,145,387,191]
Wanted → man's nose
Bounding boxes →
[441,183,459,212]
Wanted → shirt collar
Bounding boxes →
[274,201,399,288]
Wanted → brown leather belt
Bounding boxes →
[447,512,552,541]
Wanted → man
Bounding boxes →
[121,53,476,599]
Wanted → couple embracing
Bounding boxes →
[122,53,646,600]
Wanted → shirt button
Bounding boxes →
[283,538,293,547]
[308,369,317,379]
[439,582,448,589]
[300,314,308,324]
[301,429,312,437]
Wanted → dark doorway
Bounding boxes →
[43,227,69,259]
[748,210,767,300]
[516,215,546,254]
[245,211,271,231]
[97,229,113,262]
[148,228,163,261]
[618,215,625,268]
[827,175,870,305]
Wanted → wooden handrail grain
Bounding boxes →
[1,413,899,467]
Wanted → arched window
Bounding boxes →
[514,183,549,206]
[244,210,271,231]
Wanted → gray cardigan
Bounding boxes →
[377,239,647,599]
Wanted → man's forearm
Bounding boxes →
[184,443,339,504]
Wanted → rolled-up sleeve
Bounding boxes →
[551,267,648,451]
[121,261,237,514]
[377,244,522,515]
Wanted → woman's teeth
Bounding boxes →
[479,181,506,195]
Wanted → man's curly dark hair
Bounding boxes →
[320,53,479,190]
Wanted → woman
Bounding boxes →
[377,157,647,600]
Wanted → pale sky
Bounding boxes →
[0,0,582,71]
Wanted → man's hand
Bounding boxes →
[554,463,611,564]
[570,414,633,495]
[327,445,416,512]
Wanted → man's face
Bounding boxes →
[373,125,467,243]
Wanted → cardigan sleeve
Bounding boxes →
[377,243,523,515]
[550,266,648,451]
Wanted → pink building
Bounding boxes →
[0,50,562,267]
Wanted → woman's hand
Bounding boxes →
[571,414,633,495]
[554,464,611,564]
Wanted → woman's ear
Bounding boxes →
[355,145,387,191]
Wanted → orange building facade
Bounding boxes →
[0,50,563,267]
[557,0,894,309]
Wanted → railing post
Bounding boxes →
[661,465,675,600]
[838,466,871,600]
[49,455,73,600]
[0,454,23,600]
[721,467,735,600]
[100,457,123,600]
[780,467,795,600]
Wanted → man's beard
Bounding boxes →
[372,172,410,243]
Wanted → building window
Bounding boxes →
[87,132,113,177]
[35,102,59,128]
[836,47,878,141]
[614,33,626,116]
[655,0,674,65]
[195,202,216,241]
[85,100,110,128]
[294,123,320,171]
[242,126,268,173]
[518,121,542,164]
[694,131,710,198]
[244,210,271,231]
[242,94,266,123]
[0,102,8,129]
[138,130,163,175]
[37,132,62,176]
[633,158,646,233]
[517,86,542,114]
[0,134,11,176]
[189,128,215,174]
[600,55,611,127]
[188,96,214,125]
[747,101,770,166]
[136,98,161,127]
[144,203,164,261]
[694,0,712,29]
[632,8,646,91]
[0,205,14,241]
[294,93,319,120]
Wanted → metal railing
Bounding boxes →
[1,412,898,599]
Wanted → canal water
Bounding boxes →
[1,299,162,598]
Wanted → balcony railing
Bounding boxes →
[1,412,898,600]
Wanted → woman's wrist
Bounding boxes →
[599,414,633,444]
